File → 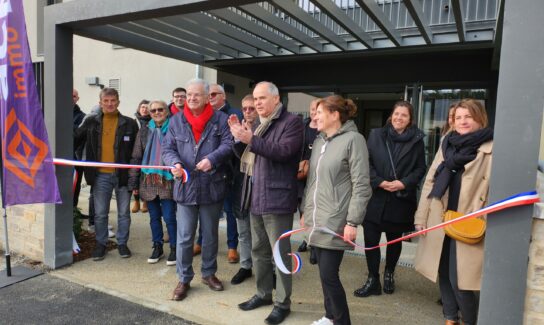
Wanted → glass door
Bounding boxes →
[417,88,489,164]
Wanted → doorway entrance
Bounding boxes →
[348,87,490,164]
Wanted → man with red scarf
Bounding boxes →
[162,79,233,301]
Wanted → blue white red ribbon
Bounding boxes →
[273,191,540,274]
[52,158,189,183]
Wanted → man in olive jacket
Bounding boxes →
[229,81,303,325]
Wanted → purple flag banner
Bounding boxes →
[0,1,61,206]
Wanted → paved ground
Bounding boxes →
[1,186,444,324]
[0,274,195,325]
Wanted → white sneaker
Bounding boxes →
[311,317,333,325]
[108,224,113,230]
[108,229,115,238]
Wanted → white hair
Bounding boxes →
[186,78,210,95]
[210,83,225,94]
[255,81,279,96]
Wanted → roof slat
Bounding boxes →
[239,3,322,52]
[451,0,467,42]
[403,0,433,44]
[210,8,300,54]
[272,0,348,51]
[354,0,402,46]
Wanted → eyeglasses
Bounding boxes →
[173,95,186,99]
[209,92,224,98]
[242,106,255,112]
[149,108,165,114]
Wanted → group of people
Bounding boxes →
[73,80,493,325]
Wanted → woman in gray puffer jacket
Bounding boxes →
[301,95,372,325]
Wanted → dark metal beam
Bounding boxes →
[354,0,402,46]
[184,13,279,55]
[479,1,544,324]
[403,0,433,44]
[114,22,220,59]
[450,0,466,42]
[239,3,323,52]
[76,25,206,63]
[210,8,300,54]
[135,19,239,58]
[47,0,261,28]
[491,0,504,70]
[43,10,74,269]
[272,0,348,51]
[160,16,259,57]
[312,0,373,48]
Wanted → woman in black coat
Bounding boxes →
[354,101,426,298]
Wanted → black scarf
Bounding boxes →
[428,127,493,199]
[387,124,416,162]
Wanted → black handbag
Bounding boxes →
[385,140,408,199]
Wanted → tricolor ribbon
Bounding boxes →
[273,191,540,275]
[52,158,189,183]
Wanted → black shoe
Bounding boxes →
[231,268,252,285]
[265,306,290,325]
[383,270,395,294]
[118,244,132,258]
[166,246,176,266]
[92,244,106,261]
[147,243,163,264]
[238,295,273,311]
[354,276,382,297]
[297,240,308,252]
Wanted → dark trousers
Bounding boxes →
[439,237,479,325]
[73,166,84,207]
[363,221,403,277]
[88,186,95,226]
[314,247,350,325]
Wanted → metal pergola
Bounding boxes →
[43,1,543,324]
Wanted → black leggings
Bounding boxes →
[363,221,403,277]
[314,247,350,325]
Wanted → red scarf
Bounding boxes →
[183,103,214,143]
[169,102,180,115]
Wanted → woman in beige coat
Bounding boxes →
[414,99,493,325]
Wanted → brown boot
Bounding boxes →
[193,243,201,256]
[131,200,140,213]
[172,282,190,301]
[445,320,460,325]
[141,201,148,213]
[227,249,239,263]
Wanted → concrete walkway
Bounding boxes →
[52,186,443,325]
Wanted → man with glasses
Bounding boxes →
[194,83,243,264]
[230,94,258,285]
[169,87,186,115]
[163,79,233,301]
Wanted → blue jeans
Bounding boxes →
[93,173,131,246]
[176,202,223,283]
[196,191,239,249]
[146,197,176,247]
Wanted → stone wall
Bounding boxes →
[524,172,544,324]
[0,204,45,262]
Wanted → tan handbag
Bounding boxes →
[443,210,486,245]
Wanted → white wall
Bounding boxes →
[73,36,217,117]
